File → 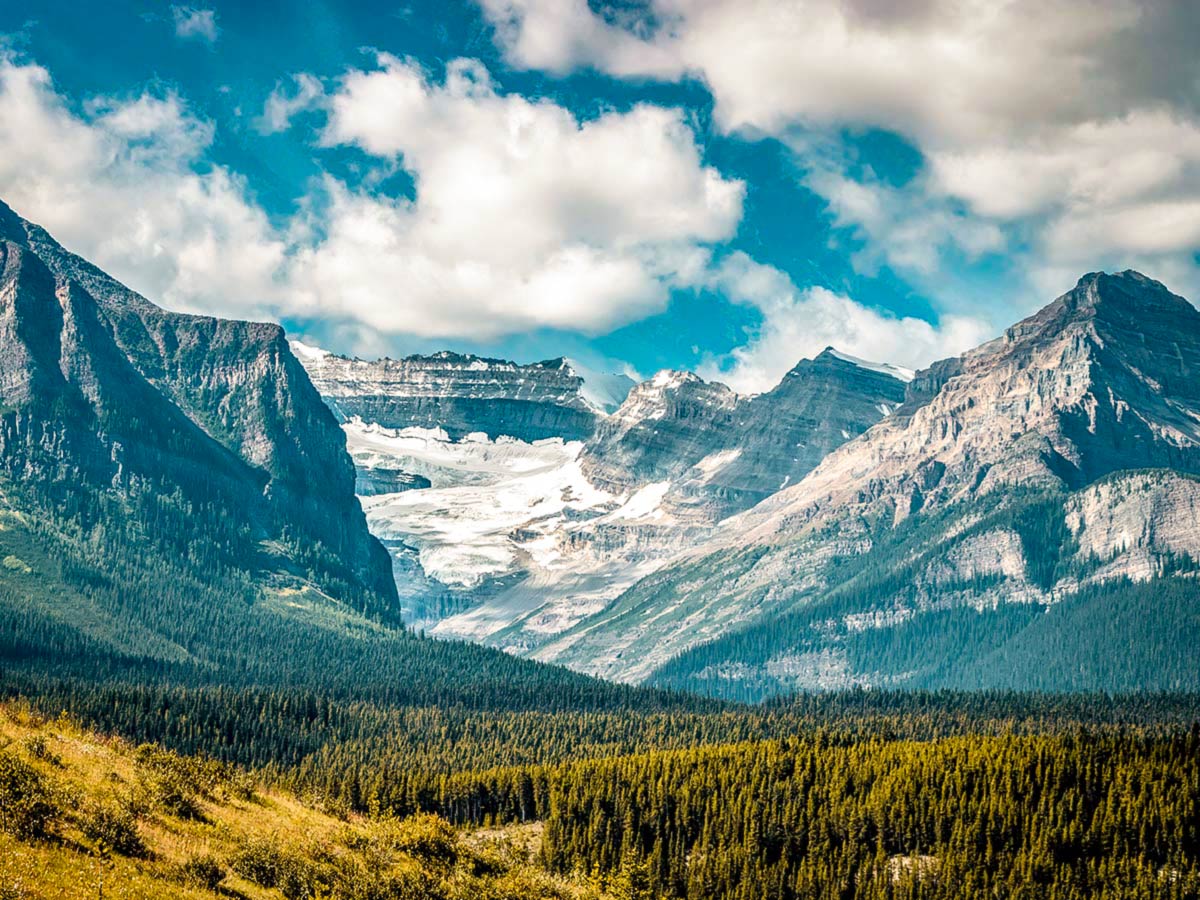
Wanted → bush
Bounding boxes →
[80,804,148,858]
[0,882,37,900]
[230,836,287,887]
[179,854,225,891]
[386,814,459,865]
[336,860,436,900]
[0,752,59,840]
[135,745,210,819]
[20,736,59,767]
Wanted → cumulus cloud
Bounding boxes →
[171,6,219,44]
[0,58,286,320]
[257,73,325,134]
[303,54,743,338]
[804,165,1004,277]
[481,0,1200,301]
[699,253,990,394]
[0,55,741,345]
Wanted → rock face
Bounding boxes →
[583,350,910,522]
[736,270,1200,539]
[550,271,1200,693]
[294,344,633,442]
[0,200,396,615]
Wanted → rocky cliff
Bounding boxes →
[300,337,908,653]
[295,344,633,443]
[583,350,910,523]
[0,199,396,615]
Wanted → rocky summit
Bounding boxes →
[564,271,1200,695]
[294,343,634,443]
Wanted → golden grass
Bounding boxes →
[0,703,598,900]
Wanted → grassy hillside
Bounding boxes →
[0,702,604,900]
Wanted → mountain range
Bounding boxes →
[298,271,1200,698]
[1,197,1197,701]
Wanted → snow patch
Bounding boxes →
[564,357,636,414]
[344,419,614,589]
[827,348,915,383]
[288,340,331,362]
[693,448,742,482]
[599,481,671,523]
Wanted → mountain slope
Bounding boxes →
[546,272,1200,692]
[582,348,910,522]
[0,198,707,719]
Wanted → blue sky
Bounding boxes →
[2,1,1199,391]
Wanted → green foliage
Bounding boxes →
[380,813,460,865]
[535,730,1200,899]
[80,803,148,858]
[0,752,58,840]
[651,489,1200,701]
[20,735,58,766]
[178,854,225,891]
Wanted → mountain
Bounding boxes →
[582,348,910,522]
[556,271,1200,695]
[293,342,634,442]
[297,341,909,656]
[0,199,395,615]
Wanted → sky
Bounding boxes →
[1,1,1199,392]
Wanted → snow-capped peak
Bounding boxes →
[289,340,332,362]
[650,369,698,389]
[824,347,915,383]
[563,357,636,414]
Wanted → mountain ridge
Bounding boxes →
[532,270,1200,692]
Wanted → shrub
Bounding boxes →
[0,752,59,840]
[135,745,210,819]
[21,736,58,766]
[179,854,225,891]
[386,814,459,865]
[336,860,436,900]
[0,882,37,900]
[230,836,287,887]
[80,804,148,858]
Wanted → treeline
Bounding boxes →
[5,670,1197,811]
[652,489,1200,701]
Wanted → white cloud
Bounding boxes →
[0,55,742,345]
[699,253,990,393]
[257,73,325,134]
[302,54,743,338]
[171,6,219,44]
[0,58,286,320]
[482,0,1193,145]
[481,0,1200,304]
[805,165,1003,277]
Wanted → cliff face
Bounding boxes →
[0,200,396,615]
[733,270,1200,541]
[295,345,633,442]
[299,333,908,654]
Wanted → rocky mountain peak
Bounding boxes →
[0,198,398,613]
[730,270,1200,546]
